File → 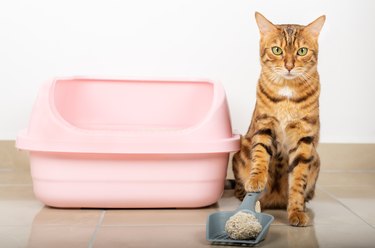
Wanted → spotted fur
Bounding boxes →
[232,12,325,227]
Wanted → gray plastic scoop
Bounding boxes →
[206,192,274,245]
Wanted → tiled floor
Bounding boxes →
[1,143,375,247]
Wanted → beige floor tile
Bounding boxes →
[102,187,364,228]
[321,186,375,226]
[27,225,95,248]
[32,207,103,227]
[0,141,29,171]
[0,199,101,247]
[0,185,35,200]
[1,140,375,248]
[214,189,243,211]
[103,209,212,226]
[318,143,375,170]
[102,190,242,226]
[0,140,32,185]
[0,186,43,226]
[318,172,375,186]
[260,225,320,248]
[0,201,43,226]
[0,169,32,185]
[313,224,375,248]
[265,188,365,226]
[93,225,208,248]
[93,223,375,248]
[307,188,368,226]
[0,226,31,248]
[260,224,375,248]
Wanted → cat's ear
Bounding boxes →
[305,15,326,37]
[255,12,277,35]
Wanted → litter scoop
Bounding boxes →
[206,192,274,245]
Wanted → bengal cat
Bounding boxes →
[232,12,325,227]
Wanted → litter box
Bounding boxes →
[16,78,240,208]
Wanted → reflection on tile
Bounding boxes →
[322,186,375,226]
[104,209,211,226]
[103,190,242,226]
[0,201,43,226]
[306,189,366,226]
[261,225,319,248]
[217,189,243,211]
[263,188,365,226]
[32,207,102,226]
[261,224,375,248]
[0,226,30,248]
[93,225,208,248]
[26,207,102,247]
[0,186,43,226]
[93,223,375,248]
[314,224,375,248]
[28,226,94,248]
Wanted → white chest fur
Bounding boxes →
[278,87,293,98]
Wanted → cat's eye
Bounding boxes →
[271,46,283,55]
[297,47,308,56]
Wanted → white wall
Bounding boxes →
[1,0,375,143]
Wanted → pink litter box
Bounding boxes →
[16,78,240,208]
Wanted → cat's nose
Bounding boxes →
[285,62,295,72]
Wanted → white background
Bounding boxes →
[1,0,374,143]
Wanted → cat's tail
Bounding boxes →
[224,179,236,189]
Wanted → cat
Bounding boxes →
[232,12,325,227]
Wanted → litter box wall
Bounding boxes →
[16,78,240,208]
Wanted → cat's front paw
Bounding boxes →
[244,174,267,192]
[288,211,309,227]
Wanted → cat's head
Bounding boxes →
[255,12,325,82]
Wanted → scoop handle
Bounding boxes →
[237,192,262,212]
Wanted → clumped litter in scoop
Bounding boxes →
[225,211,262,240]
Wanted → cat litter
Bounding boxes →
[16,77,240,208]
[225,211,262,240]
[206,192,274,245]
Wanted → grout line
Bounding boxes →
[88,210,106,248]
[317,186,375,230]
